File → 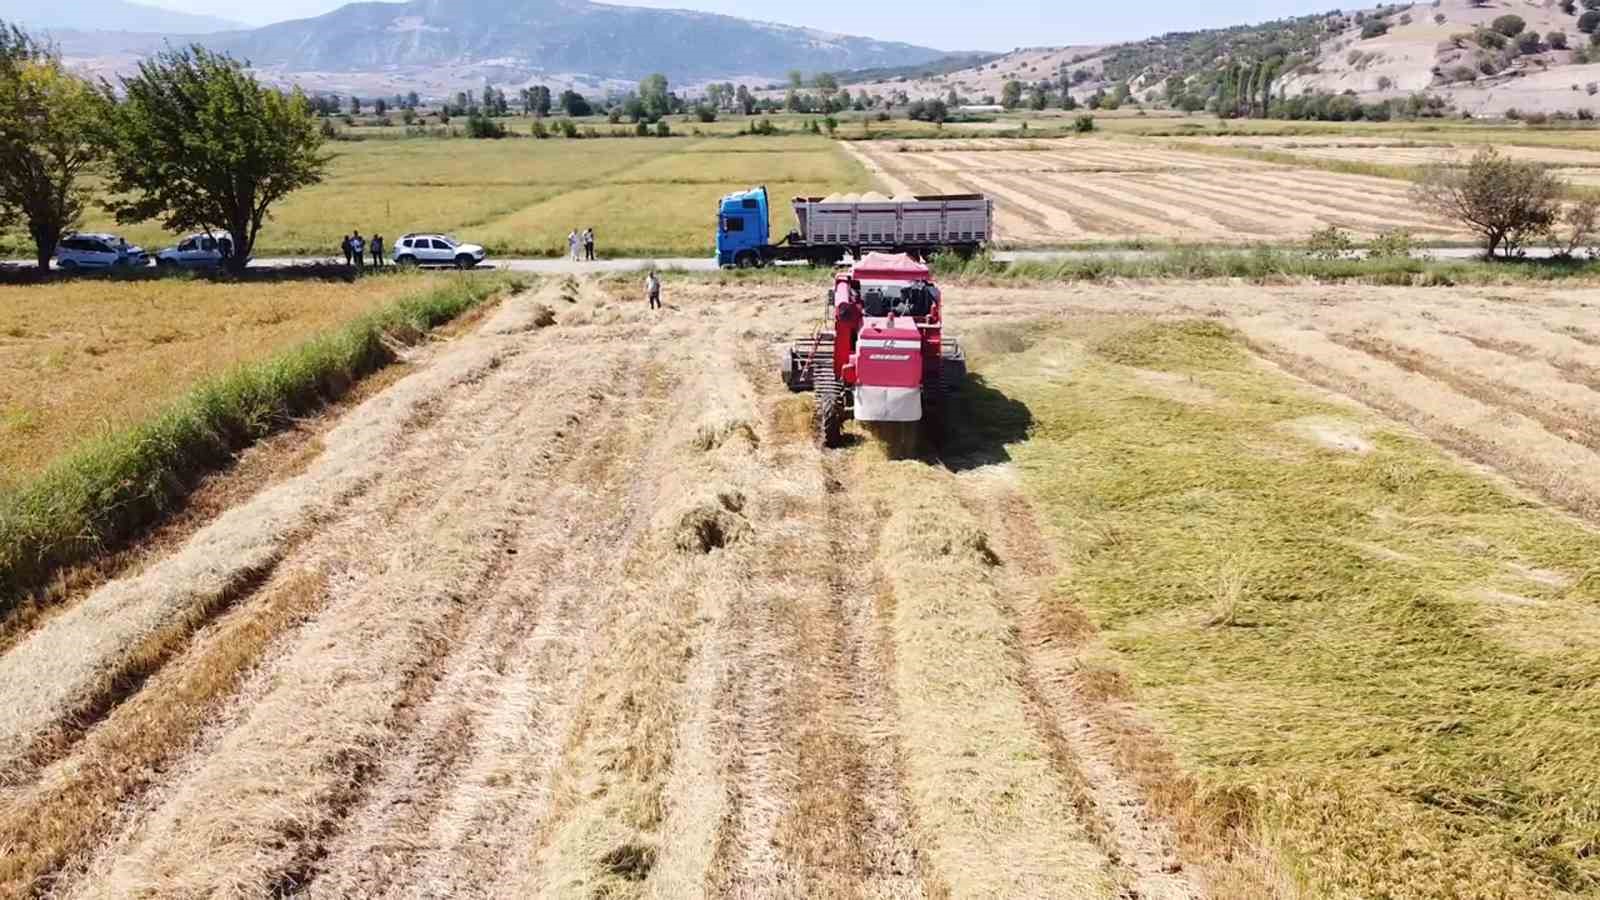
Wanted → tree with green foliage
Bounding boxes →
[100,45,327,275]
[813,72,838,108]
[0,24,108,270]
[639,73,670,121]
[1493,14,1527,36]
[1582,10,1600,32]
[558,89,590,117]
[1000,79,1022,109]
[1550,30,1570,49]
[735,84,755,115]
[1412,147,1562,258]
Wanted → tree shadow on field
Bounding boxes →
[935,372,1034,472]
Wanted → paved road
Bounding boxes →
[6,246,1559,274]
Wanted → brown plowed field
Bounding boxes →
[6,274,1600,898]
[843,140,1466,244]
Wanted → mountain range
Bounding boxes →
[51,0,946,94]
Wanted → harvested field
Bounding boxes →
[845,139,1467,244]
[1166,134,1600,168]
[6,273,1600,898]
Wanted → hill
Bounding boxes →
[0,0,241,34]
[201,0,942,88]
[844,1,1600,116]
[1280,0,1600,115]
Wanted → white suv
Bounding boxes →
[56,233,148,270]
[155,232,240,269]
[393,233,487,269]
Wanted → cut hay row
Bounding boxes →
[1331,332,1600,456]
[293,317,664,894]
[1164,170,1451,236]
[1019,173,1214,239]
[1237,314,1600,522]
[63,313,623,897]
[857,452,1117,898]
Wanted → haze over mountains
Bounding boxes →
[47,0,945,96]
[0,0,241,34]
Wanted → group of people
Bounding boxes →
[567,227,596,262]
[340,231,385,268]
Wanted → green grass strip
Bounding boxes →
[0,274,513,609]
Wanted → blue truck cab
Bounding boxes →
[716,186,771,267]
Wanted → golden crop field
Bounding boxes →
[847,138,1469,244]
[37,134,872,259]
[0,273,467,489]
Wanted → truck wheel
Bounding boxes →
[735,251,757,269]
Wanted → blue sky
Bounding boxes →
[155,0,1333,51]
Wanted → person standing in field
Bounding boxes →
[341,234,352,266]
[567,229,580,262]
[584,227,595,261]
[351,230,366,270]
[645,269,661,310]
[371,233,384,268]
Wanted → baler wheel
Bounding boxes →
[816,384,844,449]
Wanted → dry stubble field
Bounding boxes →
[846,138,1470,245]
[5,271,1600,898]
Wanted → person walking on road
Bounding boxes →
[567,229,580,262]
[645,269,661,310]
[351,231,366,270]
[341,234,353,266]
[371,233,384,268]
[584,227,595,261]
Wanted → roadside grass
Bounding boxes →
[977,316,1600,898]
[931,248,1600,285]
[7,134,870,259]
[0,273,515,611]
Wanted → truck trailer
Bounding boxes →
[715,186,992,269]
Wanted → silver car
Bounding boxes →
[56,233,148,270]
[155,232,240,269]
[393,233,488,269]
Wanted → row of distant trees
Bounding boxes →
[0,22,326,273]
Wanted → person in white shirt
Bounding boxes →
[568,229,580,262]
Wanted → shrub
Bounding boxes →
[1580,107,1596,119]
[530,118,548,138]
[1550,31,1571,49]
[1451,64,1479,81]
[694,104,717,122]
[1401,12,1413,24]
[1435,13,1447,24]
[1477,29,1507,48]
[557,118,579,138]
[1518,31,1544,53]
[655,120,671,137]
[1581,10,1600,33]
[1562,0,1578,13]
[1369,229,1418,259]
[1362,20,1391,38]
[465,113,506,138]
[1412,147,1563,257]
[634,120,649,136]
[1307,225,1356,260]
[1073,114,1096,133]
[1524,111,1550,125]
[1377,75,1395,90]
[1493,14,1527,36]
